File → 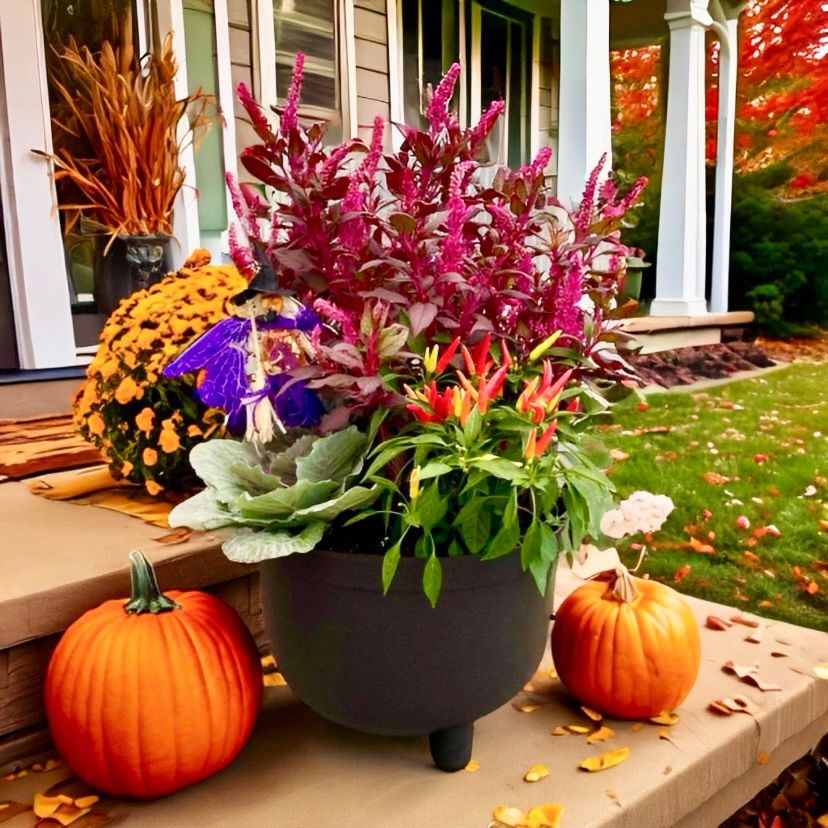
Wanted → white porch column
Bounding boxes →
[708,1,744,313]
[556,0,612,209]
[0,2,76,368]
[154,0,201,268]
[650,0,712,317]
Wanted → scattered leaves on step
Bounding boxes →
[745,631,763,644]
[151,527,192,545]
[730,615,761,628]
[630,722,644,732]
[757,752,769,765]
[464,760,480,773]
[742,674,783,692]
[33,792,97,825]
[579,747,631,772]
[706,615,731,630]
[814,664,828,680]
[663,765,673,775]
[263,672,287,687]
[723,660,759,679]
[550,726,568,736]
[523,764,550,783]
[708,700,734,716]
[649,712,679,726]
[522,670,559,695]
[580,705,603,722]
[658,727,676,744]
[514,702,543,714]
[605,789,621,808]
[491,803,564,828]
[770,651,788,658]
[566,724,591,734]
[586,726,615,744]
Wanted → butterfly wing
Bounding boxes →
[162,317,251,413]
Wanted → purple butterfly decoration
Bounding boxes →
[162,316,251,416]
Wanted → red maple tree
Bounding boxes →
[611,0,828,195]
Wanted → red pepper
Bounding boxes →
[435,336,461,374]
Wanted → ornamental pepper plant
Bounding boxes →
[167,53,650,603]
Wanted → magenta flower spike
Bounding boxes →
[281,51,305,134]
[426,62,461,132]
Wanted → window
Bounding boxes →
[264,0,346,143]
[400,0,459,129]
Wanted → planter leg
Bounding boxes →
[428,723,474,772]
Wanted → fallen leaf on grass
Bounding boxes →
[735,516,751,530]
[609,448,630,462]
[649,712,679,726]
[688,536,716,554]
[464,760,480,772]
[579,747,630,772]
[673,564,691,583]
[586,725,615,744]
[524,764,550,783]
[702,472,731,485]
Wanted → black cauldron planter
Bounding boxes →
[259,550,552,771]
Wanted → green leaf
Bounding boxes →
[520,519,542,570]
[188,439,269,504]
[463,406,482,444]
[295,426,367,483]
[167,488,236,531]
[422,552,443,608]
[455,499,491,554]
[504,487,518,526]
[418,461,454,481]
[538,522,561,563]
[418,483,449,531]
[481,521,520,560]
[363,443,410,481]
[292,485,380,521]
[266,433,318,483]
[528,557,551,595]
[222,521,326,563]
[381,541,402,594]
[469,457,527,482]
[235,478,341,519]
[447,538,465,557]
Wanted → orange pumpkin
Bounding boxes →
[551,567,700,719]
[44,550,263,799]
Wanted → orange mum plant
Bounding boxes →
[73,251,247,493]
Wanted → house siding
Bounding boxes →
[353,1,391,147]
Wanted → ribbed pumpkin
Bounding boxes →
[44,550,263,799]
[551,567,701,719]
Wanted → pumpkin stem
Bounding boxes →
[609,564,638,603]
[124,549,181,615]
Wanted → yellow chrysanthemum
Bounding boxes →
[135,408,155,434]
[159,428,180,453]
[73,251,246,494]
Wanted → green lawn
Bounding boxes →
[598,361,828,631]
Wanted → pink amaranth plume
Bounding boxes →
[226,173,260,241]
[436,160,472,276]
[228,223,259,281]
[313,298,358,343]
[426,62,461,133]
[573,154,607,233]
[520,146,553,180]
[236,82,274,143]
[468,99,505,157]
[281,52,305,134]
